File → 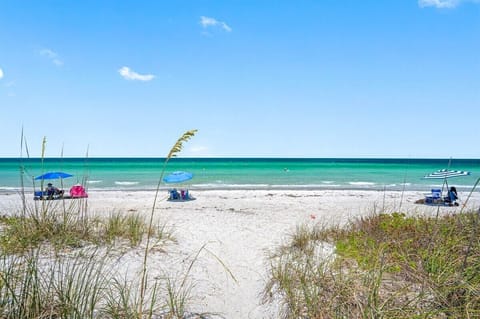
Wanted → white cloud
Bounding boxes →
[118,66,155,81]
[418,0,479,8]
[190,145,208,153]
[200,16,232,32]
[40,49,55,57]
[200,16,217,27]
[221,22,232,32]
[0,68,3,79]
[40,48,63,66]
[185,145,211,157]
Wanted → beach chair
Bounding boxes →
[34,190,46,200]
[33,190,64,200]
[169,189,180,200]
[167,188,194,201]
[425,189,442,205]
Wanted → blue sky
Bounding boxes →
[1,0,479,158]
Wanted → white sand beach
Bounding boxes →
[1,189,479,318]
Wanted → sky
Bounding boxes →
[0,0,479,158]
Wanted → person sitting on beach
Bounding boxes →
[169,188,180,200]
[445,186,459,206]
[180,189,191,200]
[46,182,64,198]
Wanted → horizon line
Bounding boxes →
[1,156,480,160]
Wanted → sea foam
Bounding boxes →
[349,182,376,186]
[115,181,140,186]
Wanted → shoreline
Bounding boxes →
[1,189,479,317]
[1,182,477,194]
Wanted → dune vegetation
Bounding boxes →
[0,130,204,319]
[264,210,480,318]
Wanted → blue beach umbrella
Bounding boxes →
[35,171,74,180]
[163,171,193,183]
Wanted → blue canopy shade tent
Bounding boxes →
[35,172,73,180]
[163,171,193,184]
[33,171,73,200]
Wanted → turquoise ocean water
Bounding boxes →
[0,158,479,192]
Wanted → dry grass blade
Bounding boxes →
[139,129,197,318]
[166,129,198,161]
[41,136,47,160]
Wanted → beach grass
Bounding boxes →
[0,202,178,318]
[264,210,480,318]
[0,249,107,318]
[0,203,172,254]
[105,211,173,247]
[0,131,203,318]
